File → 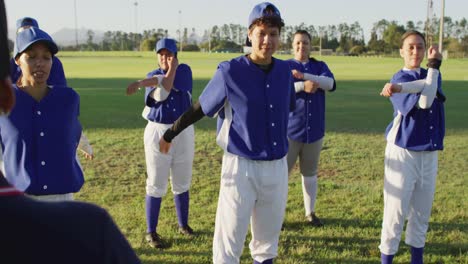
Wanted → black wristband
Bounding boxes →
[427,58,442,70]
[163,129,177,143]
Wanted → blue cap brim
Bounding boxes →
[14,28,58,59]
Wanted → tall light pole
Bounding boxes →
[319,31,323,57]
[134,1,138,50]
[425,0,434,45]
[438,0,445,52]
[74,0,79,48]
[178,10,182,52]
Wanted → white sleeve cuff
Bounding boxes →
[78,133,93,156]
[418,68,439,109]
[149,75,170,101]
[399,79,426,94]
[294,81,305,93]
[303,73,334,90]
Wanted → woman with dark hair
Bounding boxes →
[379,30,445,264]
[0,26,84,201]
[286,30,336,227]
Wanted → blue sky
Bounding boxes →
[4,0,466,41]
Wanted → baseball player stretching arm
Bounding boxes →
[126,38,195,249]
[160,3,295,263]
[286,30,336,227]
[378,30,444,264]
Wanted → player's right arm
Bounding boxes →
[380,45,442,104]
[292,70,319,93]
[160,63,227,153]
[159,101,205,153]
[126,75,163,95]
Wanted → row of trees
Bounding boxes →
[65,17,467,57]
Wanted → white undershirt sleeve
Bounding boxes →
[303,73,334,91]
[399,79,426,93]
[294,81,305,93]
[149,75,169,101]
[78,133,93,156]
[418,68,439,109]
[397,69,439,109]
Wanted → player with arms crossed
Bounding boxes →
[379,30,445,264]
[286,30,336,227]
[159,3,295,263]
[126,38,195,249]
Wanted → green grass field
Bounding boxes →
[60,51,467,264]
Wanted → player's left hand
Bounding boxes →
[304,80,319,93]
[380,83,402,97]
[168,56,179,71]
[82,152,94,160]
[292,70,304,79]
[428,45,442,60]
[126,81,141,95]
[159,137,172,154]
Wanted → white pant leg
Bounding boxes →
[250,156,288,263]
[405,151,438,248]
[379,143,418,255]
[301,175,318,216]
[213,153,257,264]
[169,125,195,194]
[299,138,323,215]
[144,122,172,198]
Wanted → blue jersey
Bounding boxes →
[199,55,295,160]
[385,69,445,151]
[144,64,193,124]
[287,58,336,143]
[0,85,83,195]
[10,57,67,87]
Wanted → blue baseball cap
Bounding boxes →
[248,2,282,27]
[155,38,177,54]
[16,17,39,30]
[14,27,58,59]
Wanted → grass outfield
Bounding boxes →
[60,52,467,263]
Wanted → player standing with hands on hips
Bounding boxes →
[286,30,336,227]
[159,2,295,263]
[126,38,195,249]
[379,30,445,264]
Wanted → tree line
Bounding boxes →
[60,16,468,57]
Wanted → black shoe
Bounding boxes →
[306,213,324,227]
[145,232,165,248]
[178,225,194,236]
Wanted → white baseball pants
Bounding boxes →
[213,152,288,264]
[379,142,438,255]
[144,121,195,198]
